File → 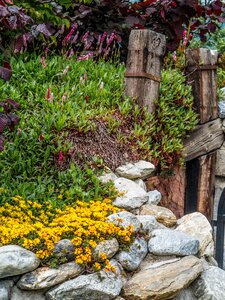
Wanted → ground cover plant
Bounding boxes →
[0,52,198,203]
[0,196,133,270]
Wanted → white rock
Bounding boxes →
[113,178,148,210]
[117,237,148,271]
[11,286,45,300]
[17,262,83,290]
[93,238,119,259]
[0,245,40,279]
[137,215,165,237]
[115,161,155,180]
[107,211,141,232]
[192,266,225,300]
[46,260,123,300]
[134,179,147,191]
[176,212,214,256]
[0,279,14,300]
[173,287,197,300]
[98,172,118,184]
[148,229,199,256]
[147,190,162,205]
[215,142,225,176]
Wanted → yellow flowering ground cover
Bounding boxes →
[0,196,133,271]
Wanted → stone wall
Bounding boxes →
[1,160,225,300]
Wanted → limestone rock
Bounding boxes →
[123,256,203,300]
[137,215,165,237]
[148,229,199,256]
[176,212,213,256]
[117,237,148,271]
[192,266,225,300]
[113,178,148,210]
[53,239,75,261]
[134,179,147,191]
[115,161,155,180]
[107,211,141,232]
[147,190,162,205]
[140,204,177,227]
[218,100,225,118]
[0,279,14,300]
[173,287,197,300]
[98,172,118,184]
[18,262,83,290]
[46,260,123,300]
[0,245,40,279]
[93,238,119,259]
[11,286,45,300]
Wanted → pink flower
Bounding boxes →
[46,88,54,103]
[100,32,107,44]
[68,49,75,59]
[77,52,93,61]
[58,151,64,164]
[83,73,87,81]
[63,66,70,75]
[63,24,76,44]
[106,32,115,48]
[45,47,49,57]
[173,51,177,62]
[62,92,67,103]
[39,132,43,142]
[17,128,21,136]
[41,57,47,68]
[81,31,89,43]
[23,34,27,49]
[71,31,79,44]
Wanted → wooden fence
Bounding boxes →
[125,29,224,220]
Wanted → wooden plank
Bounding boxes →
[197,152,216,220]
[185,48,218,124]
[125,29,166,113]
[183,118,224,161]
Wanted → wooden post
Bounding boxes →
[125,30,166,112]
[186,48,218,123]
[185,48,219,220]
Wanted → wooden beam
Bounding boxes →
[125,30,166,113]
[185,48,218,124]
[183,118,224,161]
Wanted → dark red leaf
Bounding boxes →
[7,98,20,109]
[0,114,9,134]
[0,136,4,152]
[0,66,12,81]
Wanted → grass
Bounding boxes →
[0,53,198,204]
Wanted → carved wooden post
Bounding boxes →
[125,30,166,112]
[185,48,219,220]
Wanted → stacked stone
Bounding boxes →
[1,160,225,299]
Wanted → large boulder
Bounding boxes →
[176,212,214,256]
[173,287,197,300]
[117,237,148,271]
[46,260,123,300]
[17,262,83,290]
[192,266,225,300]
[107,211,141,232]
[140,204,177,227]
[148,229,199,256]
[115,161,155,180]
[123,256,203,300]
[11,286,45,300]
[93,238,119,259]
[98,172,118,184]
[113,178,148,210]
[0,279,14,300]
[0,245,40,279]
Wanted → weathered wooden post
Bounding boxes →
[125,30,166,112]
[184,48,223,220]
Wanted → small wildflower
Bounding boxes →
[41,57,47,68]
[39,132,43,142]
[173,51,177,62]
[17,128,21,136]
[63,66,70,75]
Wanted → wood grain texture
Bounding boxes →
[183,118,224,161]
[125,29,166,113]
[197,153,216,220]
[185,48,218,124]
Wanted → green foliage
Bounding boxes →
[0,54,197,203]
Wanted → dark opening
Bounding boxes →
[185,158,199,214]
